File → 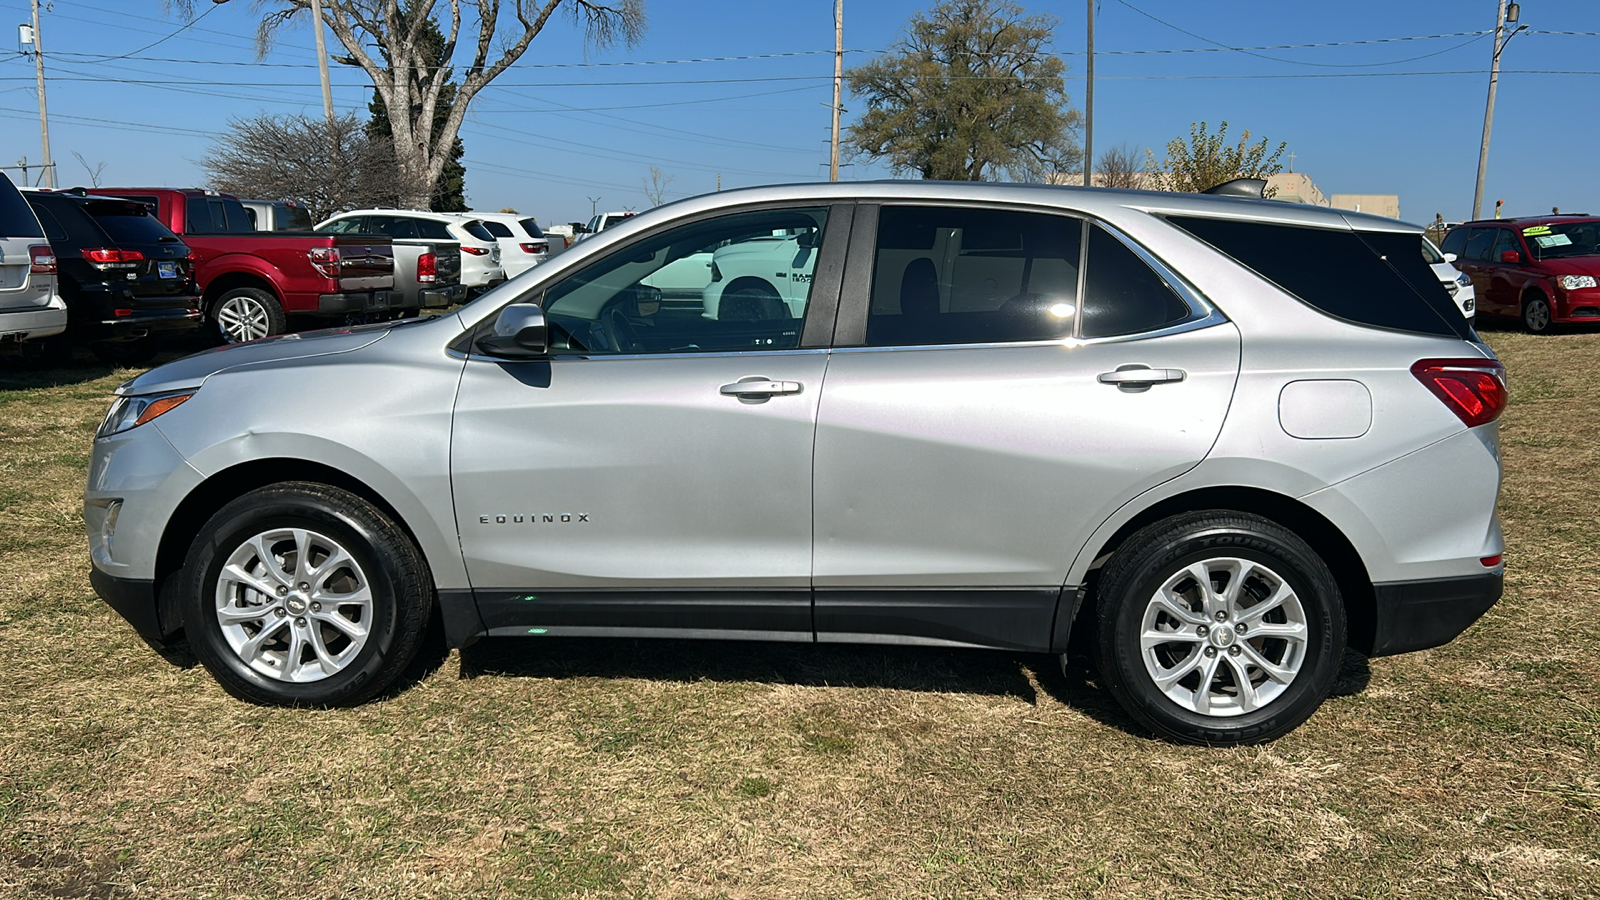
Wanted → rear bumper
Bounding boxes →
[418,283,467,309]
[1367,571,1502,657]
[317,290,402,315]
[87,307,202,340]
[0,301,69,340]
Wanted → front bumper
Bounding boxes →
[1367,571,1503,657]
[317,290,403,315]
[90,565,171,647]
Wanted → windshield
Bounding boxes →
[1521,222,1600,261]
[1420,237,1446,265]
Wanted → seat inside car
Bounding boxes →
[899,257,940,315]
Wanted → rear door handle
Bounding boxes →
[720,379,803,397]
[1097,366,1186,391]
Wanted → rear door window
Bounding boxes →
[319,216,370,235]
[1167,215,1473,340]
[1462,228,1496,262]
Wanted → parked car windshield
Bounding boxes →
[1421,238,1446,265]
[1520,221,1600,261]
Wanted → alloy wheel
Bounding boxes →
[216,295,272,342]
[214,527,374,683]
[1139,556,1309,717]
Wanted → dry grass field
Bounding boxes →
[1,326,1596,899]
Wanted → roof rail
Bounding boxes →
[1202,178,1267,198]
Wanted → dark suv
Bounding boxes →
[25,190,200,364]
[1441,216,1600,333]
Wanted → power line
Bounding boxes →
[1099,69,1600,80]
[76,2,222,61]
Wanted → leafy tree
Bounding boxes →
[1150,121,1287,195]
[200,112,398,221]
[845,0,1081,182]
[365,9,464,211]
[181,0,646,209]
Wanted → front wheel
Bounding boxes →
[1522,294,1553,335]
[1094,512,1346,745]
[180,482,432,706]
[212,287,286,343]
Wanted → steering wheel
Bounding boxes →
[603,305,642,352]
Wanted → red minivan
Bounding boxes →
[1442,216,1600,334]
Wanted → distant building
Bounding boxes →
[1330,193,1401,220]
[1045,171,1399,220]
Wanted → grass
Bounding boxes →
[2,326,1599,898]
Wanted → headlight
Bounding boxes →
[1457,272,1471,286]
[96,390,195,439]
[1559,275,1598,290]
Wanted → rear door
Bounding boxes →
[810,204,1240,651]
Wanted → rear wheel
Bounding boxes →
[1094,512,1346,745]
[1522,294,1553,334]
[719,280,785,321]
[180,482,432,706]
[212,287,286,343]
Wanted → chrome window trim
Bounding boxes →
[830,309,1229,354]
[461,347,832,364]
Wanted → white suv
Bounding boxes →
[447,212,549,278]
[318,209,505,290]
[0,174,66,348]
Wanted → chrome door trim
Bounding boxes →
[825,309,1229,354]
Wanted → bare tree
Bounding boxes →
[642,166,673,206]
[200,113,400,221]
[1095,143,1145,190]
[71,151,106,188]
[167,1,646,209]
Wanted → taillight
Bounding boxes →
[461,245,489,256]
[308,246,341,278]
[1411,358,1507,428]
[417,251,437,284]
[83,248,145,268]
[28,244,55,274]
[519,241,547,255]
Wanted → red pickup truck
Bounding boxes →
[93,187,398,343]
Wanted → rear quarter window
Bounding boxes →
[416,219,453,240]
[0,179,44,239]
[479,221,513,239]
[1167,215,1474,340]
[462,221,496,242]
[518,218,544,238]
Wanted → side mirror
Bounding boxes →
[1499,250,1522,264]
[1443,252,1458,263]
[475,303,547,359]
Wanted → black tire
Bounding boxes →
[719,280,785,321]
[211,286,287,344]
[180,482,432,706]
[1094,512,1346,745]
[90,337,160,367]
[1521,294,1553,335]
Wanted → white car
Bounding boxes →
[1423,236,1475,319]
[446,212,549,278]
[317,209,505,290]
[575,210,637,243]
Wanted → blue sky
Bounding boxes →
[0,0,1594,226]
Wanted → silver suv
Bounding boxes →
[0,174,66,347]
[86,182,1506,745]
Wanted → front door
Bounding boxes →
[811,205,1240,651]
[451,205,845,640]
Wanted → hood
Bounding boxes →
[1534,256,1600,277]
[118,321,398,396]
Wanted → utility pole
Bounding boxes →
[1472,0,1522,221]
[829,0,843,182]
[28,0,53,189]
[1084,0,1094,187]
[309,0,335,122]
[588,197,600,217]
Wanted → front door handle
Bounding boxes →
[1097,365,1186,392]
[720,379,803,398]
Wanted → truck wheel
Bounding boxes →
[213,287,286,343]
[1094,511,1346,745]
